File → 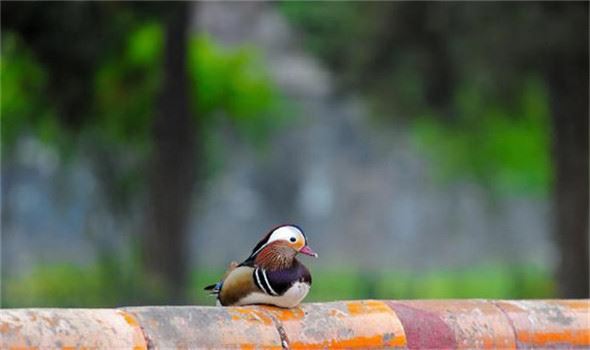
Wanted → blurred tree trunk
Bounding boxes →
[544,50,589,298]
[143,2,196,303]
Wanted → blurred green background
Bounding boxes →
[1,2,588,307]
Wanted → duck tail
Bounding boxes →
[204,282,222,295]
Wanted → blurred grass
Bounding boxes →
[4,263,554,308]
[411,76,551,196]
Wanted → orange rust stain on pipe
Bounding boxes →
[559,300,590,310]
[290,334,405,349]
[495,300,590,348]
[116,310,148,350]
[0,322,10,334]
[259,305,305,321]
[517,330,590,346]
[346,300,392,315]
[239,344,281,350]
[480,336,502,349]
[230,308,274,326]
[271,301,406,349]
[456,324,511,349]
[120,311,140,328]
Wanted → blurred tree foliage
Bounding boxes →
[2,2,284,303]
[412,77,551,195]
[280,2,556,193]
[2,20,282,155]
[281,1,588,297]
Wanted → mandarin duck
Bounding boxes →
[204,225,318,308]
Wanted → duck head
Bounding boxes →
[249,225,318,270]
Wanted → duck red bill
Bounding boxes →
[300,245,318,257]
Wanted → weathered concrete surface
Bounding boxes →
[389,300,515,349]
[494,300,590,348]
[124,306,284,349]
[1,300,588,349]
[0,308,146,349]
[261,300,407,349]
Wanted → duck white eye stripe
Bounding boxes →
[261,269,279,296]
[251,244,268,258]
[251,225,305,258]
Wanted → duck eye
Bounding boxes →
[289,237,297,243]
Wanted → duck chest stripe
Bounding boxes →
[261,269,279,296]
[254,268,271,295]
[253,268,265,293]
